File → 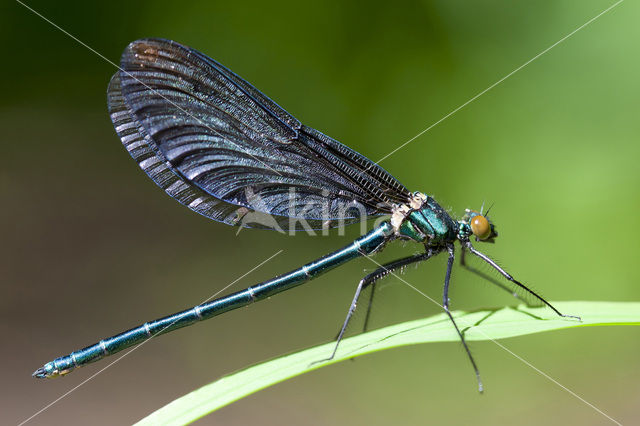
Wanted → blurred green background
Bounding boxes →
[2,0,638,425]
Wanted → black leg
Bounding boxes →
[314,249,442,365]
[362,280,377,334]
[460,246,534,305]
[442,245,484,392]
[465,242,581,321]
[362,250,440,333]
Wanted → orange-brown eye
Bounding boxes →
[470,215,491,240]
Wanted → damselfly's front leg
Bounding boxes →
[460,246,534,305]
[464,242,581,321]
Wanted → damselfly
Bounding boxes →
[33,39,578,390]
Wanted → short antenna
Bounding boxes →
[485,202,495,217]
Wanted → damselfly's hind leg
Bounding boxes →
[311,249,441,366]
[362,251,438,332]
[464,242,581,321]
[442,245,484,393]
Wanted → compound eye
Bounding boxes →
[470,215,492,240]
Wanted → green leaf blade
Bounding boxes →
[135,301,640,426]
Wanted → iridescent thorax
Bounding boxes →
[392,192,457,244]
[392,192,496,245]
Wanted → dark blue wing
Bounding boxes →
[107,38,410,230]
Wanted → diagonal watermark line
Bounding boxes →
[20,250,283,426]
[15,0,283,178]
[361,253,621,425]
[487,336,621,425]
[373,0,624,166]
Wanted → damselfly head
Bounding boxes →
[462,209,498,243]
